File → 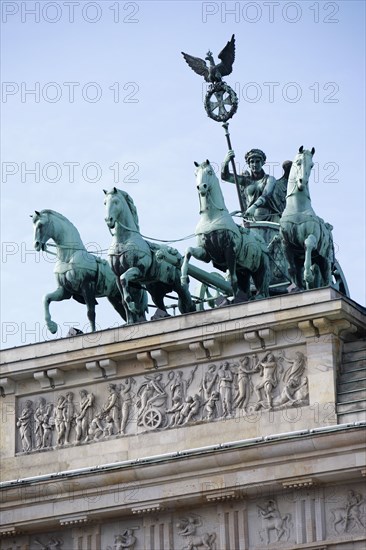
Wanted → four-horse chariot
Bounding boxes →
[33,148,349,332]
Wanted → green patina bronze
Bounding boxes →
[280,146,348,294]
[32,209,128,333]
[181,160,270,301]
[104,187,195,324]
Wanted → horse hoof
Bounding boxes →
[47,321,58,334]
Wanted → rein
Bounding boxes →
[107,220,195,244]
[286,176,300,199]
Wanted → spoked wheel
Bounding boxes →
[142,407,163,430]
[194,272,229,311]
[332,259,350,297]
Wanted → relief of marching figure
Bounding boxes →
[75,389,95,443]
[257,499,292,545]
[34,397,54,449]
[233,355,257,412]
[16,349,308,452]
[176,514,217,550]
[331,490,365,535]
[17,399,33,452]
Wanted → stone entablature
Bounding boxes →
[13,346,310,454]
[1,288,365,548]
[1,473,365,548]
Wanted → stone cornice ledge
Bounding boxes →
[1,423,364,493]
[1,289,365,376]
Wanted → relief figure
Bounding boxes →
[17,399,33,452]
[217,361,234,417]
[106,529,137,550]
[233,355,256,411]
[177,514,216,550]
[257,500,292,545]
[101,384,120,435]
[120,377,136,434]
[55,395,66,446]
[75,389,94,443]
[254,353,280,410]
[331,490,365,534]
[63,392,75,445]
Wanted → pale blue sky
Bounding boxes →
[1,0,365,348]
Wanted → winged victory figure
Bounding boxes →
[182,34,235,84]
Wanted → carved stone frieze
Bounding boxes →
[176,514,217,550]
[329,489,365,535]
[106,529,138,550]
[257,499,293,545]
[15,348,309,453]
[2,485,366,549]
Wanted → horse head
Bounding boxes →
[292,146,315,192]
[32,210,51,251]
[194,159,217,197]
[103,187,140,232]
[103,187,120,229]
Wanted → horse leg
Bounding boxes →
[304,234,317,288]
[107,294,127,323]
[224,247,238,297]
[173,271,195,313]
[148,282,170,316]
[43,286,72,334]
[181,246,210,286]
[282,240,302,289]
[120,267,144,322]
[251,253,270,299]
[114,275,131,322]
[275,520,285,541]
[82,284,97,332]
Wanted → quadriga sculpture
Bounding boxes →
[181,160,270,300]
[280,146,335,290]
[104,187,195,324]
[32,209,127,333]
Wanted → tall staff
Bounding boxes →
[182,35,245,213]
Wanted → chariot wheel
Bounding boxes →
[142,407,163,430]
[332,259,350,297]
[194,272,229,311]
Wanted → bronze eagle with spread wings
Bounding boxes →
[182,35,235,84]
